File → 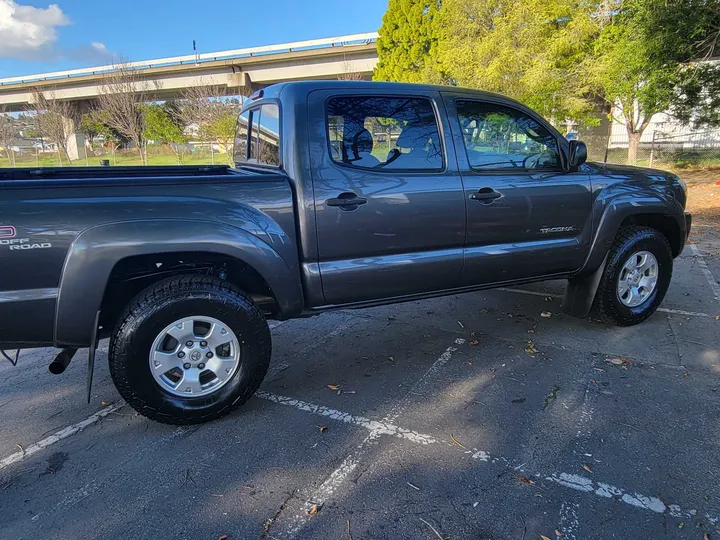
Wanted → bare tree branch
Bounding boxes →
[26,89,75,165]
[0,105,18,166]
[97,62,158,165]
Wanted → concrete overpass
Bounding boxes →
[0,33,379,111]
[0,33,379,159]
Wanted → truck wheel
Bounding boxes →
[109,275,271,425]
[592,226,673,326]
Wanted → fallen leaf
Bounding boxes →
[308,504,320,516]
[541,535,552,540]
[518,476,535,485]
[540,311,552,318]
[327,384,340,390]
[678,522,684,529]
[605,358,631,368]
[318,426,327,433]
[525,340,538,355]
[583,464,592,473]
[469,339,479,345]
[555,530,564,537]
[388,356,394,361]
[684,371,690,377]
[716,316,719,320]
[450,433,466,449]
[219,536,229,540]
[100,401,111,407]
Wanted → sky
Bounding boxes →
[0,0,388,78]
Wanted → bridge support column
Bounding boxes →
[62,100,93,162]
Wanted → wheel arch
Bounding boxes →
[55,220,304,347]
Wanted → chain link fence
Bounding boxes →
[604,123,720,169]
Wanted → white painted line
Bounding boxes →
[258,388,719,527]
[0,402,125,471]
[559,501,580,540]
[497,286,717,318]
[691,244,720,307]
[255,391,439,445]
[261,338,466,539]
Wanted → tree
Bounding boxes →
[374,0,442,83]
[81,109,127,164]
[0,106,18,167]
[437,0,600,123]
[180,85,241,164]
[142,103,188,164]
[587,0,720,163]
[98,62,158,165]
[27,90,76,165]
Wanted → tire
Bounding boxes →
[592,226,673,326]
[109,275,271,425]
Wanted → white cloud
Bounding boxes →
[0,0,114,63]
[0,0,70,60]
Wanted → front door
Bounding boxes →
[308,89,466,304]
[444,96,592,286]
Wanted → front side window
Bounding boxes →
[234,104,280,166]
[456,100,560,171]
[327,96,443,171]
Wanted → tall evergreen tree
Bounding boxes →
[374,0,442,83]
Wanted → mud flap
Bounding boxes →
[86,310,101,403]
[562,256,608,319]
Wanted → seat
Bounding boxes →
[347,128,380,168]
[385,124,442,169]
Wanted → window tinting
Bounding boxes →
[233,110,250,164]
[234,104,280,166]
[327,96,443,171]
[456,101,560,170]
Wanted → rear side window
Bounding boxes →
[327,96,443,171]
[234,104,280,166]
[456,100,560,171]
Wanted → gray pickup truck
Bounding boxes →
[0,81,691,424]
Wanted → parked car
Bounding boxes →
[0,81,691,424]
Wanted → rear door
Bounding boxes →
[444,95,592,285]
[308,89,466,304]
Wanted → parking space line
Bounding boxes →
[497,287,717,318]
[257,387,719,529]
[0,402,125,471]
[691,244,720,308]
[261,338,466,539]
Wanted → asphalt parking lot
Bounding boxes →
[2,206,720,540]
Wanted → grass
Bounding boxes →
[0,148,232,168]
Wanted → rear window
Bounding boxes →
[234,103,280,167]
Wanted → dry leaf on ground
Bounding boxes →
[450,434,466,449]
[540,311,552,318]
[327,384,340,390]
[308,504,320,516]
[540,535,552,540]
[518,476,535,485]
[525,341,538,354]
[583,464,592,473]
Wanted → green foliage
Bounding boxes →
[374,0,442,82]
[587,0,720,159]
[142,103,187,146]
[81,110,127,145]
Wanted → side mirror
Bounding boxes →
[568,140,587,168]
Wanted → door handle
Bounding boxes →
[470,188,503,203]
[326,192,368,208]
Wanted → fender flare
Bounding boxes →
[54,219,303,346]
[562,191,684,318]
